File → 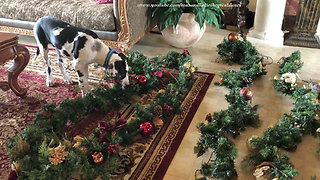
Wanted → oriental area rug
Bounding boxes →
[0,46,214,180]
[0,66,82,180]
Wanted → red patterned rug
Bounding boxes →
[113,71,214,180]
[0,50,214,179]
[0,66,82,179]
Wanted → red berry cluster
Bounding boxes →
[164,103,173,112]
[103,143,119,155]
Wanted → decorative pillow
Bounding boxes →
[95,0,113,4]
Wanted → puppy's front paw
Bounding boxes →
[81,86,90,97]
[46,80,55,87]
[64,77,73,85]
[81,90,89,97]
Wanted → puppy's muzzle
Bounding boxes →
[112,73,130,86]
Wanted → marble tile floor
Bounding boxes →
[18,27,320,180]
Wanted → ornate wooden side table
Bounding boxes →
[0,32,30,97]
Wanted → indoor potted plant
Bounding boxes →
[152,0,223,48]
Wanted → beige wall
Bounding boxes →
[220,0,257,12]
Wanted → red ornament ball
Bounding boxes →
[227,33,239,41]
[140,122,153,136]
[239,87,253,100]
[136,75,147,85]
[154,71,163,78]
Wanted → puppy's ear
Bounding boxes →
[119,53,128,61]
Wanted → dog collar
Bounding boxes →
[103,47,115,69]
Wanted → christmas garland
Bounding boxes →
[242,51,320,179]
[195,33,267,179]
[217,33,260,64]
[272,51,303,95]
[7,50,197,179]
[196,33,320,179]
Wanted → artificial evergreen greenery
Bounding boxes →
[7,50,195,179]
[241,51,320,179]
[214,88,260,135]
[201,137,237,179]
[241,146,298,179]
[272,51,303,95]
[272,76,296,95]
[195,35,267,180]
[217,37,260,64]
[217,60,267,89]
[195,121,238,179]
[278,51,303,75]
[251,124,302,151]
[154,50,192,69]
[197,36,320,179]
[195,88,262,179]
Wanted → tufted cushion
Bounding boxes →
[0,0,115,31]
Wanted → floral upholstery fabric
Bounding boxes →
[0,0,115,31]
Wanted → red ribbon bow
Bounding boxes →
[182,50,190,57]
[98,121,114,142]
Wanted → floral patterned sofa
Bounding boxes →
[0,0,153,52]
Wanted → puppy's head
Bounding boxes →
[108,53,129,86]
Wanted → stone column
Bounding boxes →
[246,0,287,46]
[284,0,320,48]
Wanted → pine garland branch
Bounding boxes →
[7,50,196,179]
[217,37,260,64]
[241,51,320,179]
[196,33,267,180]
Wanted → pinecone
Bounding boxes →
[153,105,163,117]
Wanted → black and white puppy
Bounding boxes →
[33,16,129,95]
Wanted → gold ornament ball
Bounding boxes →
[227,33,239,41]
[158,89,166,94]
[92,152,104,164]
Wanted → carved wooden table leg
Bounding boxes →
[0,32,29,97]
[7,45,30,97]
